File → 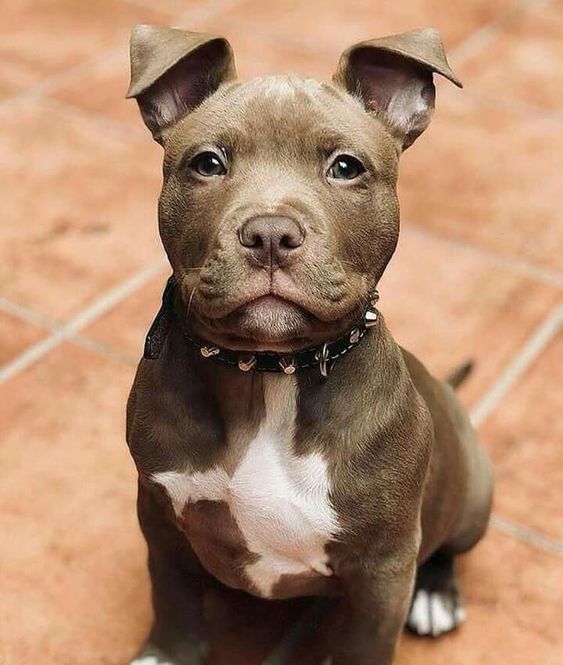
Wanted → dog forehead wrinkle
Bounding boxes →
[246,74,323,97]
[232,76,351,128]
[166,76,397,170]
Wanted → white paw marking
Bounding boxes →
[407,589,466,637]
[130,656,174,665]
[153,375,340,598]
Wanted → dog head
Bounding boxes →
[127,25,461,352]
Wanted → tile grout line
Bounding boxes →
[0,48,125,114]
[0,297,137,366]
[40,97,146,142]
[0,0,249,116]
[490,515,563,557]
[402,222,563,289]
[0,297,63,331]
[0,258,166,384]
[0,296,140,367]
[69,333,139,366]
[470,303,562,427]
[445,0,563,122]
[449,0,552,64]
[461,87,563,123]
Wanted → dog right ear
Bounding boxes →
[126,25,236,143]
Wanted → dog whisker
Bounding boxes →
[185,285,197,326]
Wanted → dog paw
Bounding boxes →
[130,656,175,665]
[129,640,209,665]
[406,588,466,637]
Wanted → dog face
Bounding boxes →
[128,26,461,352]
[158,77,401,352]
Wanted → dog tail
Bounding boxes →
[446,360,474,389]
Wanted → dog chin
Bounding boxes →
[196,296,328,352]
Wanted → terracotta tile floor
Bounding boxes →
[0,1,561,664]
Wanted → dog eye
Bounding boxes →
[327,155,366,181]
[189,151,227,177]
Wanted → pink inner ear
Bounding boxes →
[138,40,231,137]
[348,48,435,148]
[359,61,415,112]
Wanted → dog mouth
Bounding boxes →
[192,294,358,352]
[185,263,368,352]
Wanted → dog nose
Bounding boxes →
[238,216,305,266]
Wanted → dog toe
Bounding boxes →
[406,588,466,637]
[130,657,175,665]
[129,645,177,665]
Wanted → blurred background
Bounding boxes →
[0,0,561,663]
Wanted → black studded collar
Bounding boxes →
[144,276,380,378]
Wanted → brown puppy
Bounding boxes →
[125,25,493,665]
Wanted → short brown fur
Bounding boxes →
[125,25,493,665]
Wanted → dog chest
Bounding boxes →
[152,375,340,598]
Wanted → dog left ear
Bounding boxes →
[126,25,236,143]
[334,28,462,149]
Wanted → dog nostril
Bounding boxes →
[250,233,263,248]
[238,227,263,248]
[280,233,301,250]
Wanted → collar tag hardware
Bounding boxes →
[315,343,332,378]
[200,345,220,358]
[238,353,257,372]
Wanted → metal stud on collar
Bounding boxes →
[200,345,220,358]
[349,328,361,344]
[364,308,379,328]
[238,353,257,372]
[278,356,297,374]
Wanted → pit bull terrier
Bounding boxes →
[125,24,494,665]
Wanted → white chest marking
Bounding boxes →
[153,375,340,597]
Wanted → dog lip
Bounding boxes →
[201,291,312,321]
[218,293,313,322]
[244,294,303,310]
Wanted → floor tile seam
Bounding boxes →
[449,0,553,65]
[402,222,563,290]
[470,303,562,427]
[0,257,167,383]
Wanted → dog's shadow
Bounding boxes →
[204,586,338,664]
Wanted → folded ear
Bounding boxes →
[126,25,236,142]
[333,28,461,149]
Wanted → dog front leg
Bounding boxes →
[131,480,211,665]
[332,556,417,665]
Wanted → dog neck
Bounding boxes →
[144,276,381,378]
